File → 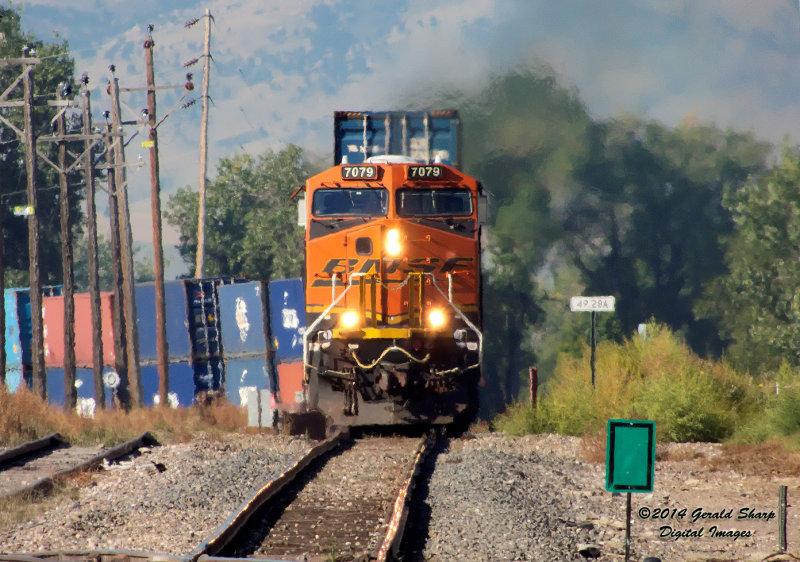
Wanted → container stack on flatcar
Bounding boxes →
[268,278,307,413]
[217,280,274,409]
[43,291,116,414]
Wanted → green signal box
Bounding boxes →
[605,419,655,493]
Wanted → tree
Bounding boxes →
[566,116,770,356]
[0,6,81,286]
[165,145,317,280]
[454,67,596,412]
[705,149,800,371]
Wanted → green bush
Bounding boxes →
[494,322,760,443]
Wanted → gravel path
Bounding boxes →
[1,430,799,561]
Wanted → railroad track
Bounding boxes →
[194,429,435,562]
[0,432,158,500]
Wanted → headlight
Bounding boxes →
[428,308,446,329]
[339,310,360,329]
[385,228,402,256]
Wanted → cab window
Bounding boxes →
[312,188,388,217]
[396,189,473,217]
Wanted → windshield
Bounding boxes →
[396,189,473,217]
[312,188,388,217]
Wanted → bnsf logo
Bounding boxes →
[311,257,474,287]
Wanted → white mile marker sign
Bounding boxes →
[570,296,616,312]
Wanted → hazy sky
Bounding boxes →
[17,0,800,277]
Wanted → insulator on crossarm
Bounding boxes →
[185,18,200,28]
[184,57,199,67]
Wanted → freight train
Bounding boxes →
[299,112,486,426]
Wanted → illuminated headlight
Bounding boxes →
[339,310,360,329]
[385,228,402,256]
[428,309,447,329]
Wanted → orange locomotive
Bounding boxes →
[300,155,486,426]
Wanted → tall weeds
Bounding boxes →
[495,322,760,442]
[0,384,247,447]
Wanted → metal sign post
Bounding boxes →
[606,419,656,562]
[570,296,616,388]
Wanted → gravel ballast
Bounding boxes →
[0,430,798,561]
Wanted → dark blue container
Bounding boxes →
[194,356,223,395]
[333,110,461,168]
[268,278,305,363]
[224,356,272,407]
[218,281,268,358]
[135,281,193,362]
[185,279,222,359]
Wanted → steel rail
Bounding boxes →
[0,433,66,468]
[374,430,436,561]
[0,550,186,562]
[191,429,347,559]
[1,431,159,501]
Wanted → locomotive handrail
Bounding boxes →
[303,272,366,373]
[424,272,483,369]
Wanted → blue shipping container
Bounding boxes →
[224,356,272,407]
[45,367,99,412]
[218,281,268,358]
[4,289,25,371]
[135,281,193,362]
[268,278,305,362]
[140,362,197,407]
[333,110,461,168]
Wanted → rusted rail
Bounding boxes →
[0,550,185,562]
[191,428,348,558]
[0,433,66,468]
[374,430,435,561]
[0,431,159,500]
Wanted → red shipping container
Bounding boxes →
[43,293,116,368]
[275,361,306,412]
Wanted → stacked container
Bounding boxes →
[135,278,235,407]
[4,289,31,392]
[217,280,273,414]
[268,278,306,411]
[43,292,116,411]
[4,286,61,393]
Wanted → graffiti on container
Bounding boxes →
[235,297,250,342]
[103,370,121,389]
[282,291,305,351]
[239,385,257,408]
[154,392,179,408]
[77,397,96,418]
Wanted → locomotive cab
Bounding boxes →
[301,156,484,427]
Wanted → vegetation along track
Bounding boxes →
[196,429,434,561]
[0,432,158,500]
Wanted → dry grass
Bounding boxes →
[580,431,606,463]
[705,440,800,478]
[0,385,248,447]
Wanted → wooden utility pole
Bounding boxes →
[0,172,5,388]
[144,33,170,406]
[109,75,142,407]
[104,121,128,407]
[22,60,46,399]
[82,87,104,409]
[55,86,76,410]
[195,8,212,278]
